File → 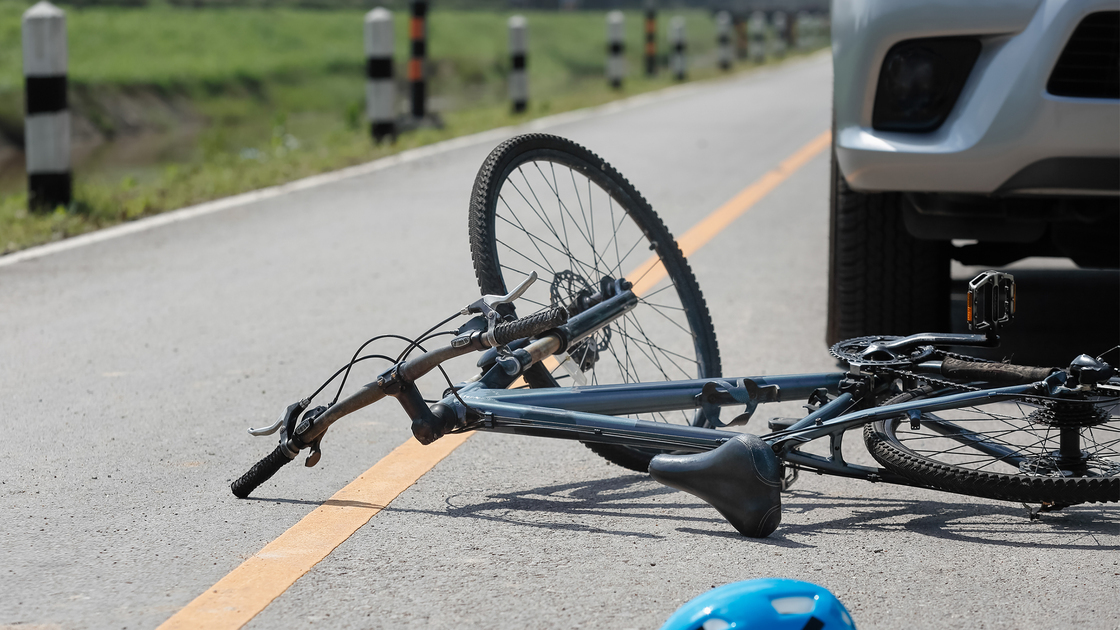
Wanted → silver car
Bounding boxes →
[827,0,1118,344]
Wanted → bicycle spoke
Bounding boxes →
[474,138,719,471]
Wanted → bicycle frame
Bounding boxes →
[284,284,1060,491]
[440,361,1048,487]
[233,265,1111,539]
[234,266,1093,513]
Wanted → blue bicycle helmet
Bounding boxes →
[659,578,856,630]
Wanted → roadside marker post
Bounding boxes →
[644,0,657,77]
[733,13,748,60]
[716,11,733,71]
[22,0,70,213]
[508,15,528,114]
[606,11,625,90]
[669,16,686,82]
[748,11,766,64]
[772,12,788,58]
[364,7,396,143]
[793,11,807,50]
[408,0,427,119]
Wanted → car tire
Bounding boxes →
[826,151,951,346]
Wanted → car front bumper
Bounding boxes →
[832,0,1119,195]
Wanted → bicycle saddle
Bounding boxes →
[648,434,782,538]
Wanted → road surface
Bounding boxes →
[2,52,1117,630]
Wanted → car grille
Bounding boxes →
[1047,11,1119,99]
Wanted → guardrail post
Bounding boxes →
[716,11,732,71]
[508,15,528,114]
[606,11,625,89]
[22,0,70,213]
[408,0,427,119]
[644,0,657,77]
[365,7,395,143]
[669,16,686,81]
[772,11,788,58]
[748,11,766,64]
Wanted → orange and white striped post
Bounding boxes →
[408,0,427,118]
[734,13,748,60]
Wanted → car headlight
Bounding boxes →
[872,37,981,133]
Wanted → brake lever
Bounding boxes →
[462,271,537,316]
[248,399,309,436]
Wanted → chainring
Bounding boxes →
[829,336,937,368]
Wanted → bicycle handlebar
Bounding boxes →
[490,306,567,347]
[231,443,296,498]
[231,306,571,498]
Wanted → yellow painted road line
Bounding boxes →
[161,129,830,630]
[157,433,470,630]
[631,130,831,297]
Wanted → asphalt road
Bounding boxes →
[2,53,1118,630]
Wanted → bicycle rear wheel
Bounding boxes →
[468,133,721,472]
[864,385,1120,505]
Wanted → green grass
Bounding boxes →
[1,5,718,93]
[0,3,823,254]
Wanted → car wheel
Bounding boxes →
[826,151,951,346]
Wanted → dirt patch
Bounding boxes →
[0,84,205,191]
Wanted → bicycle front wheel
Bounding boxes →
[864,386,1120,505]
[468,134,721,472]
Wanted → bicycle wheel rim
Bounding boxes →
[866,387,1120,505]
[469,135,720,461]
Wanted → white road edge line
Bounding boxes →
[0,53,825,269]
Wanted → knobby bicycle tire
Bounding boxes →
[468,133,721,472]
[864,385,1120,505]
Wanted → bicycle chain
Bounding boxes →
[832,336,997,393]
[874,364,983,393]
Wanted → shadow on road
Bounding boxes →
[391,474,1119,548]
[755,488,1119,550]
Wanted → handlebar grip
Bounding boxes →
[941,356,1055,385]
[492,307,568,347]
[231,444,295,498]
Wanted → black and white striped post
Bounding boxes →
[22,0,70,213]
[748,11,766,64]
[772,11,788,58]
[606,11,625,90]
[643,0,657,77]
[716,11,732,71]
[669,16,686,81]
[408,0,427,119]
[364,7,395,143]
[508,15,528,114]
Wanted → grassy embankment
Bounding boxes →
[0,3,818,254]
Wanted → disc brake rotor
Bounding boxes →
[550,270,610,372]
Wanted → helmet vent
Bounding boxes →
[771,596,816,615]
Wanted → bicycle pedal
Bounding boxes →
[768,417,799,431]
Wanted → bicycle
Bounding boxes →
[231,134,1119,537]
